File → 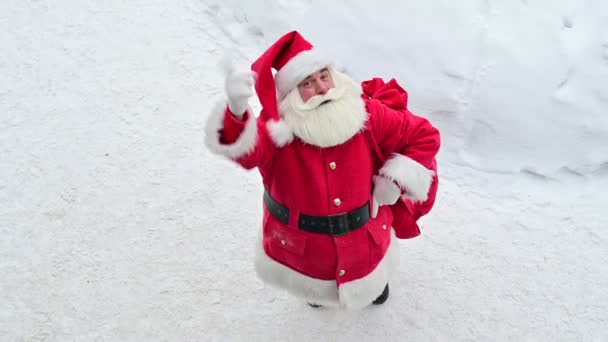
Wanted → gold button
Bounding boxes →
[329,162,336,170]
[382,224,387,230]
[333,198,341,207]
[280,239,286,246]
[338,269,346,277]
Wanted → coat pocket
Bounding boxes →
[269,229,307,256]
[367,207,392,245]
[367,221,390,245]
[264,214,308,258]
[266,225,307,270]
[366,209,392,266]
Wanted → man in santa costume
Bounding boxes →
[205,31,440,309]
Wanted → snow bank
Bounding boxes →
[206,0,608,178]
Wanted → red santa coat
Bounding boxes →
[205,79,440,308]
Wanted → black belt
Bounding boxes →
[263,190,370,236]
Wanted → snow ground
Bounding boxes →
[1,0,607,341]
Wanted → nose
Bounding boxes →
[315,81,329,95]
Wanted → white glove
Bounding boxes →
[225,69,255,118]
[371,175,402,218]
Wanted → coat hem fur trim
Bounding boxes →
[254,229,399,309]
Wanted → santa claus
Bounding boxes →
[205,31,440,309]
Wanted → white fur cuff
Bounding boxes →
[204,100,257,159]
[379,153,435,202]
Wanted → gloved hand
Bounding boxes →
[371,175,402,218]
[224,66,255,118]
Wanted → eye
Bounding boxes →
[300,80,312,88]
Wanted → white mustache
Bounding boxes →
[295,86,345,111]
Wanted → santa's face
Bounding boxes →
[278,68,368,148]
[297,68,335,102]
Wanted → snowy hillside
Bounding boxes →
[209,0,608,178]
[1,0,607,341]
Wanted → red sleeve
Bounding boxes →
[221,106,249,144]
[367,99,441,222]
[368,101,440,169]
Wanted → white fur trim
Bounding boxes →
[275,49,332,98]
[254,229,399,309]
[204,100,257,159]
[266,119,294,148]
[379,153,436,202]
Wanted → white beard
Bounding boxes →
[277,70,368,148]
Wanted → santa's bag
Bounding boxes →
[361,77,409,111]
[361,77,438,239]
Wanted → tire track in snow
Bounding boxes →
[453,0,501,170]
[456,0,494,115]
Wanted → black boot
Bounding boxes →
[308,302,323,308]
[372,284,389,305]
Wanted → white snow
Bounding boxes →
[1,0,607,341]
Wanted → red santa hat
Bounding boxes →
[251,31,331,136]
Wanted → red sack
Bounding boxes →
[361,78,438,239]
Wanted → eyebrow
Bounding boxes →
[301,68,330,83]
